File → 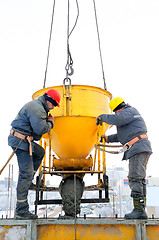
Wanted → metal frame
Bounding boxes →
[34,131,110,214]
[34,170,109,215]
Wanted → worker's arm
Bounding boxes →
[27,108,53,138]
[30,115,53,136]
[101,134,119,143]
[47,114,55,127]
[108,134,119,143]
[98,110,134,127]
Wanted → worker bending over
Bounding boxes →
[96,97,152,219]
[8,89,61,220]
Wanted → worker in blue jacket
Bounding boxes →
[96,97,152,219]
[8,89,61,220]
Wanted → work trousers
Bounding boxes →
[128,152,150,198]
[13,143,45,214]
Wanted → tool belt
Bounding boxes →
[121,134,148,153]
[10,128,33,156]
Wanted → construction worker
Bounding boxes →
[96,97,152,219]
[8,89,61,220]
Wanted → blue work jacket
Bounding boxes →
[8,96,53,152]
[99,105,152,160]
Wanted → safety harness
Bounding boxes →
[10,128,33,156]
[120,134,148,153]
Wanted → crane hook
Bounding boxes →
[67,65,74,76]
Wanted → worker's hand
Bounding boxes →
[96,116,102,126]
[100,135,109,143]
[47,115,55,128]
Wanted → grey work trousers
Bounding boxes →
[128,152,150,198]
[13,142,45,214]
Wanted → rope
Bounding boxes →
[97,143,123,148]
[43,0,56,88]
[95,143,123,154]
[93,0,107,90]
[95,145,120,154]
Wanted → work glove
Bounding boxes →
[47,114,55,128]
[96,116,102,126]
[100,135,109,143]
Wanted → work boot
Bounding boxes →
[124,209,147,219]
[124,197,148,219]
[14,211,38,220]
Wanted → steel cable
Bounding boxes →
[65,0,79,79]
[43,0,56,88]
[93,0,107,90]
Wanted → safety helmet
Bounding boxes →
[109,97,125,112]
[45,89,61,107]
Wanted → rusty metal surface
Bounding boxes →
[0,218,141,240]
[1,218,159,240]
[142,219,159,240]
[37,222,136,240]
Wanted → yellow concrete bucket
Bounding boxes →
[32,84,112,170]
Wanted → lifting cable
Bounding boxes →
[43,0,105,89]
[43,0,56,89]
[65,0,79,80]
[93,0,107,90]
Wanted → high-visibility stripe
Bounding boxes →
[17,199,27,203]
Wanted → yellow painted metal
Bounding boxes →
[98,144,101,185]
[39,138,42,174]
[39,139,46,186]
[32,85,112,117]
[102,137,106,175]
[43,170,103,174]
[43,141,46,185]
[93,147,97,172]
[32,85,112,170]
[146,225,159,240]
[48,132,51,172]
[53,157,93,170]
[47,116,100,160]
[37,224,136,240]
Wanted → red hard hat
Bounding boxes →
[45,89,61,107]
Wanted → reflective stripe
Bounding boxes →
[17,199,27,203]
[134,115,141,118]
